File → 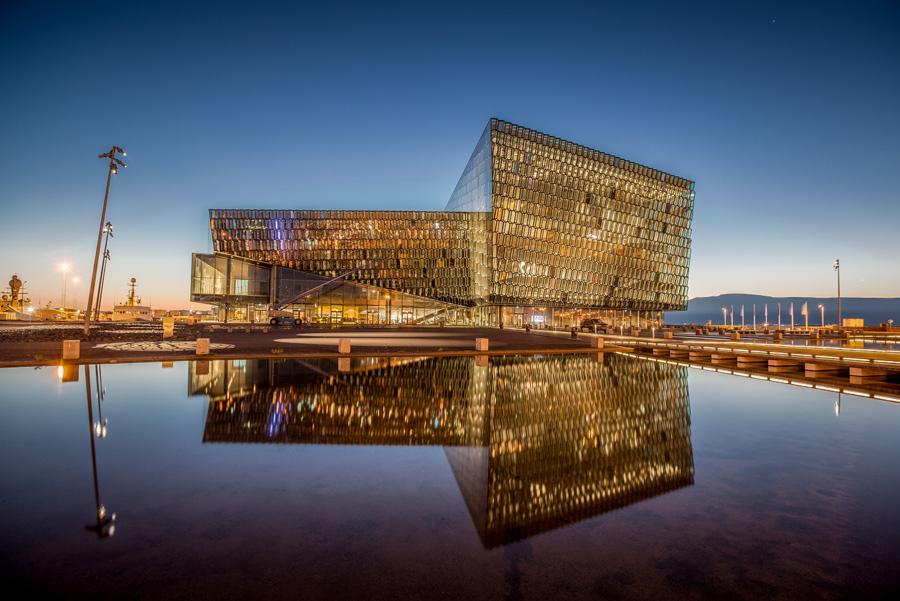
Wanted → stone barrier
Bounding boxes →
[62,340,80,360]
[196,338,210,355]
[338,338,351,354]
[731,332,741,341]
[590,337,604,349]
[475,338,489,351]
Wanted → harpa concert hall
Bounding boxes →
[190,119,694,328]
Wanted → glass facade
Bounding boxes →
[479,119,693,311]
[190,354,693,547]
[194,118,694,324]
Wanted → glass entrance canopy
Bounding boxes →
[191,253,477,325]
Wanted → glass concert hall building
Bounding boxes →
[190,119,694,327]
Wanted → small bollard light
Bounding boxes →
[162,317,175,339]
[63,339,80,360]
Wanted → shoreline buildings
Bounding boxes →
[191,119,694,327]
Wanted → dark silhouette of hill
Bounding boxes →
[665,294,899,326]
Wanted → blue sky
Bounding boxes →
[1,0,898,309]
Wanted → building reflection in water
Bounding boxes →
[190,354,694,547]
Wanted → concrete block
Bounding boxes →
[849,366,891,378]
[196,338,210,355]
[652,347,669,356]
[736,355,767,364]
[731,332,741,341]
[670,349,690,358]
[338,338,351,354]
[689,351,710,360]
[768,358,800,368]
[162,316,175,333]
[475,338,489,352]
[590,337,604,349]
[804,362,844,373]
[711,353,736,362]
[663,330,673,339]
[62,340,80,360]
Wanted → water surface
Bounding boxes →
[1,354,898,600]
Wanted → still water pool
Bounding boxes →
[1,354,898,600]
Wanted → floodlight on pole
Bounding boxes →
[833,259,841,328]
[84,147,126,336]
[94,222,114,320]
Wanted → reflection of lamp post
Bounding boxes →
[818,304,825,327]
[84,365,115,538]
[93,365,108,438]
[721,306,727,327]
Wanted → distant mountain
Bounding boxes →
[665,294,900,327]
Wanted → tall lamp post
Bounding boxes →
[833,259,841,328]
[84,147,126,336]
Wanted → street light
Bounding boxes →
[833,259,841,328]
[818,303,825,327]
[58,262,72,308]
[72,277,80,312]
[84,147,126,336]
[94,222,114,320]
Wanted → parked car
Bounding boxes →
[580,318,607,332]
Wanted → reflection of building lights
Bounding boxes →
[57,365,64,381]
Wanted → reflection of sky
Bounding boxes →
[1,359,900,598]
[2,3,899,309]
